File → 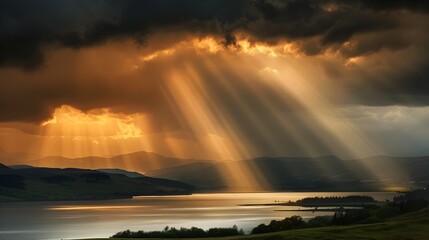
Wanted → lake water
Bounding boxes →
[0,192,399,240]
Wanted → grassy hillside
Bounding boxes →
[76,207,429,240]
[234,207,429,240]
[0,166,195,201]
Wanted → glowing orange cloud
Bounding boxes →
[0,33,417,191]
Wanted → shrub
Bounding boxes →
[306,215,333,227]
[373,206,401,219]
[332,209,370,225]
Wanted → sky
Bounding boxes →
[1,0,429,161]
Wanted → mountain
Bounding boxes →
[97,168,145,178]
[3,150,429,192]
[0,163,10,170]
[0,151,39,166]
[0,165,195,202]
[146,156,429,192]
[146,162,223,189]
[8,165,35,169]
[23,151,212,173]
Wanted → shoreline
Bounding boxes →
[0,191,399,203]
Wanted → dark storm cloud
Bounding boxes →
[246,0,420,52]
[351,61,429,107]
[360,0,429,12]
[1,0,427,69]
[1,0,429,123]
[0,0,249,70]
[0,44,178,122]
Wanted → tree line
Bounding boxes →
[111,225,244,238]
[111,190,429,238]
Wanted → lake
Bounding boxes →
[0,192,399,240]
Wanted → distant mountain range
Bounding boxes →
[146,155,429,191]
[1,150,429,192]
[0,150,212,173]
[0,165,194,202]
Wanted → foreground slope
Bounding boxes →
[80,207,429,240]
[234,207,429,240]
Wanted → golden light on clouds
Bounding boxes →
[139,36,223,62]
[1,1,428,195]
[0,32,419,190]
[345,56,364,66]
[137,35,302,66]
[41,105,143,140]
[38,105,146,158]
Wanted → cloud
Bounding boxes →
[1,1,429,160]
[0,0,247,69]
[2,1,429,104]
[339,105,429,156]
[1,0,427,68]
[0,25,429,124]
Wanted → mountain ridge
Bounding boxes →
[0,164,195,202]
[146,155,429,192]
[2,151,429,192]
[9,151,214,173]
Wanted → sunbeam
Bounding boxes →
[2,2,429,239]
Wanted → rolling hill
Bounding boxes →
[146,156,429,191]
[0,162,10,170]
[0,165,195,202]
[231,207,429,240]
[97,168,146,178]
[2,150,429,192]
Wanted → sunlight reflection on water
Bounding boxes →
[0,192,399,240]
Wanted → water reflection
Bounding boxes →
[47,205,148,211]
[0,192,399,240]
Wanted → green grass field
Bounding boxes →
[74,207,429,240]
